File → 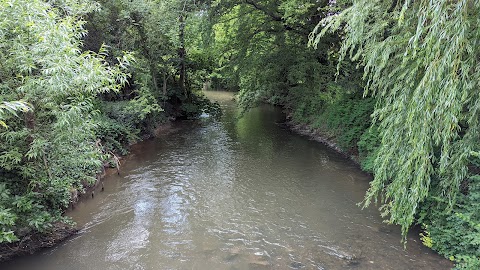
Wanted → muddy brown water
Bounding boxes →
[2,91,452,269]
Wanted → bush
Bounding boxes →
[95,96,166,155]
[179,92,222,120]
[357,125,380,173]
[319,96,375,150]
[94,114,138,156]
[419,175,480,269]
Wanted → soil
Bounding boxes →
[0,223,77,262]
[286,121,363,167]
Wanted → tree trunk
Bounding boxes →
[132,12,159,94]
[162,72,167,107]
[178,13,188,101]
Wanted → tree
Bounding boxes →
[0,0,129,243]
[311,0,480,237]
[84,0,212,117]
[207,0,349,115]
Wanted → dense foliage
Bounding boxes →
[313,0,480,234]
[419,174,480,269]
[208,0,343,109]
[310,0,480,267]
[0,0,216,246]
[1,0,478,267]
[0,0,131,243]
[204,0,372,163]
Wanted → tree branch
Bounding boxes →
[242,0,310,35]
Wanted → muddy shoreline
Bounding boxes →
[286,121,363,168]
[0,223,77,262]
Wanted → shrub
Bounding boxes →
[357,126,380,173]
[419,175,480,269]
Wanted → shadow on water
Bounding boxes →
[1,91,452,270]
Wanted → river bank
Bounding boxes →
[0,121,176,262]
[287,121,362,167]
[0,223,77,262]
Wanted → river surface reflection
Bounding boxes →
[1,91,451,269]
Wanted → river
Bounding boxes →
[2,91,451,269]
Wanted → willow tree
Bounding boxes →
[311,0,480,236]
